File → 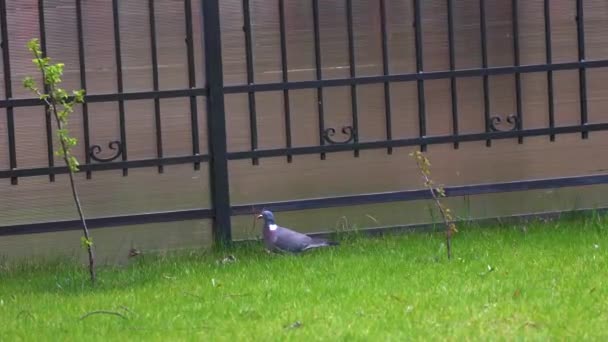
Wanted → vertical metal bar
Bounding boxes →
[413,0,426,152]
[544,0,555,142]
[112,0,128,176]
[202,0,232,245]
[379,0,392,154]
[242,0,258,165]
[346,0,359,157]
[0,0,17,185]
[447,0,459,149]
[512,0,523,144]
[312,0,325,160]
[38,0,55,182]
[576,0,588,139]
[278,0,292,163]
[148,0,164,174]
[480,0,491,147]
[76,0,92,179]
[184,0,201,170]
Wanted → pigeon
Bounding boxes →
[257,210,339,253]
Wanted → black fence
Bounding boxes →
[2,0,608,244]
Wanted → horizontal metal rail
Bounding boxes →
[225,122,608,160]
[0,208,214,236]
[231,173,608,215]
[223,60,608,94]
[3,172,608,237]
[1,59,607,110]
[269,206,608,242]
[0,88,207,109]
[0,155,209,179]
[2,121,607,179]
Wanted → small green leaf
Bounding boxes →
[54,88,68,100]
[73,89,86,103]
[23,77,35,90]
[80,236,93,248]
[27,38,40,52]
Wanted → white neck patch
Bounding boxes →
[268,224,278,231]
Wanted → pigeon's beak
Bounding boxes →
[256,214,263,219]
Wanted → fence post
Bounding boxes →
[201,0,232,246]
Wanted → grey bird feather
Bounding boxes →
[257,210,339,253]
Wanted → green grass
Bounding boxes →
[2,213,608,341]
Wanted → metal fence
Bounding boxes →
[2,0,608,245]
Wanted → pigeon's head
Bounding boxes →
[256,210,275,224]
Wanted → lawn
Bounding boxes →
[1,213,608,341]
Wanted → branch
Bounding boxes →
[419,170,453,232]
[30,87,53,108]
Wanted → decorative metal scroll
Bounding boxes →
[89,141,123,163]
[323,125,356,144]
[490,114,519,132]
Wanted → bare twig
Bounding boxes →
[389,294,406,303]
[183,292,205,300]
[365,214,380,225]
[56,111,95,282]
[410,151,457,259]
[335,216,349,233]
[79,310,128,321]
[16,310,36,320]
[118,305,136,316]
[224,293,251,298]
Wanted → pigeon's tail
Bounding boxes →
[304,239,339,251]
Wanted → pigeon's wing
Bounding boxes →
[302,238,338,251]
[274,226,314,253]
